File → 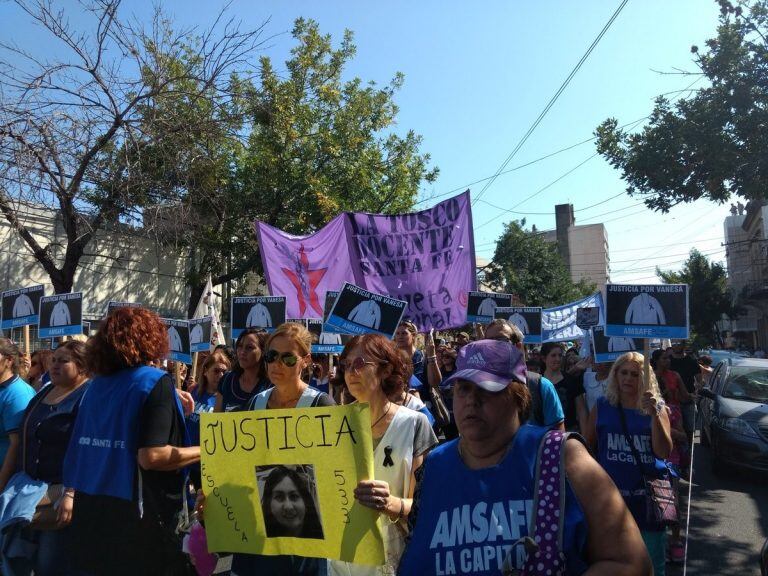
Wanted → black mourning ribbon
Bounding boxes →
[383,446,394,467]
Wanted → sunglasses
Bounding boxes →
[619,369,641,378]
[265,349,301,367]
[341,356,377,374]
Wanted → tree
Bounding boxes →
[0,0,267,294]
[175,18,439,314]
[486,220,596,307]
[595,0,768,212]
[657,248,737,347]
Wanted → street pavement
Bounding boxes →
[680,429,768,575]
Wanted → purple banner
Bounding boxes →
[255,191,476,331]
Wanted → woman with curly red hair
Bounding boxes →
[64,307,200,575]
[329,334,437,576]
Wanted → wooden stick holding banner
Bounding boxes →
[643,339,651,390]
[190,352,199,382]
[23,325,30,354]
[175,362,182,390]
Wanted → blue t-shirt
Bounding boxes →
[217,371,270,412]
[399,425,588,575]
[595,397,667,531]
[186,389,217,447]
[538,375,565,428]
[0,375,34,464]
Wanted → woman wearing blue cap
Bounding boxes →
[398,340,651,576]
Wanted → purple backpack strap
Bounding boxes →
[521,429,571,576]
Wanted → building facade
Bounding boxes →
[543,203,610,288]
[724,201,768,349]
[0,202,190,332]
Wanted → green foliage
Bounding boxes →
[657,248,737,347]
[595,0,768,211]
[486,220,596,306]
[237,18,438,235]
[108,18,439,312]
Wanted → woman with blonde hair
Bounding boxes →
[586,351,673,576]
[198,322,334,575]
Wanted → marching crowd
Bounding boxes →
[0,306,714,575]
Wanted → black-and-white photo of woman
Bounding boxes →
[257,465,324,539]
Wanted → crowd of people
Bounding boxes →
[0,307,716,575]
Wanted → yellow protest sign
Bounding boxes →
[200,404,384,565]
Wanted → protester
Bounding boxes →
[215,328,270,412]
[309,354,332,395]
[436,345,459,439]
[218,322,333,575]
[484,319,565,429]
[64,307,200,575]
[454,332,470,348]
[583,360,611,412]
[540,341,588,432]
[331,334,438,575]
[0,338,35,494]
[394,322,442,400]
[585,351,673,576]
[188,352,231,489]
[399,340,651,575]
[0,341,89,575]
[27,349,53,391]
[667,341,698,443]
[696,354,714,390]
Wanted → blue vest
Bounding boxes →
[595,397,666,531]
[399,425,588,576]
[186,390,217,448]
[64,366,180,501]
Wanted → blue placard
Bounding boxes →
[604,284,689,340]
[231,296,286,340]
[311,344,345,354]
[164,319,191,364]
[38,293,83,339]
[189,317,212,354]
[494,306,542,344]
[466,291,513,324]
[325,283,407,339]
[1,285,44,330]
[591,326,643,363]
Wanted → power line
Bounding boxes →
[471,0,629,206]
[474,153,599,230]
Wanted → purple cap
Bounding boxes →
[443,340,527,392]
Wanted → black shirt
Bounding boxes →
[71,374,190,574]
[553,372,585,430]
[670,355,700,394]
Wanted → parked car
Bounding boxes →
[699,358,768,475]
[700,349,751,366]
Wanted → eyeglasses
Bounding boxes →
[619,369,641,378]
[341,356,377,374]
[489,335,513,343]
[265,349,300,367]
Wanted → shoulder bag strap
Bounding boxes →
[617,403,648,478]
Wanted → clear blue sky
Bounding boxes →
[2,0,730,285]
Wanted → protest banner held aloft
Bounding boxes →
[541,292,604,342]
[605,284,689,339]
[256,191,477,331]
[200,404,384,565]
[189,316,213,354]
[38,292,83,338]
[1,284,44,329]
[163,318,191,364]
[326,283,407,339]
[494,306,542,343]
[231,296,287,339]
[466,291,513,324]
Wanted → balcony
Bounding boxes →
[743,282,768,301]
